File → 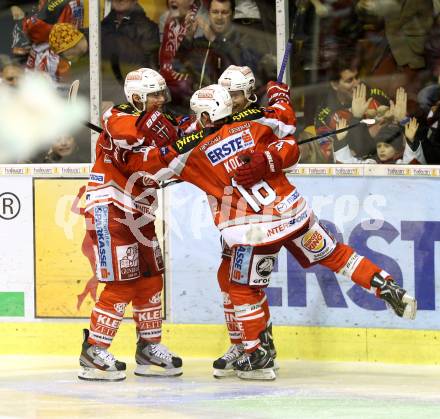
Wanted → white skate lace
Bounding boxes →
[150,343,173,362]
[236,353,251,368]
[222,344,244,362]
[94,346,116,365]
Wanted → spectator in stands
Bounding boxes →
[23,0,83,78]
[1,62,23,88]
[423,12,440,85]
[159,0,204,113]
[335,117,426,164]
[314,58,390,159]
[44,22,88,82]
[233,0,276,57]
[355,0,433,113]
[298,127,333,163]
[28,135,82,163]
[416,95,440,164]
[333,87,426,164]
[10,5,30,62]
[180,0,259,93]
[101,0,160,104]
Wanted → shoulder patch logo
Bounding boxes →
[173,129,205,154]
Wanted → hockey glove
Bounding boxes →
[234,151,282,189]
[112,145,129,165]
[136,110,178,147]
[266,81,291,106]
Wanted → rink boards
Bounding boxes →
[0,164,440,363]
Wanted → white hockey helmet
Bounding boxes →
[190,84,233,123]
[218,65,257,102]
[124,68,169,112]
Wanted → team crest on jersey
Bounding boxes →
[149,292,162,304]
[114,303,128,314]
[205,129,255,165]
[255,256,276,278]
[301,230,326,253]
[222,291,231,305]
[116,243,140,280]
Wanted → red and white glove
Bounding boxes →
[136,110,178,147]
[112,145,129,166]
[266,81,291,106]
[234,150,283,189]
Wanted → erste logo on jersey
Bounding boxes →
[89,172,105,184]
[301,229,326,253]
[205,129,254,165]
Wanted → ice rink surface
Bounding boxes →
[1,357,440,418]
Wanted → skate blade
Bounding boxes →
[134,364,183,377]
[273,360,280,372]
[213,368,236,378]
[78,367,126,382]
[236,368,276,381]
[402,294,417,320]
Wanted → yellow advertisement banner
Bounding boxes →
[34,178,166,319]
[34,178,103,317]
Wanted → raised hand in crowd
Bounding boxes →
[351,84,372,119]
[183,7,198,40]
[404,117,419,144]
[10,5,24,20]
[309,0,330,17]
[335,118,348,141]
[184,9,210,41]
[392,87,408,123]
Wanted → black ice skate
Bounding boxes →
[134,339,182,377]
[78,329,126,381]
[234,345,276,381]
[212,343,245,378]
[266,323,280,371]
[371,275,417,319]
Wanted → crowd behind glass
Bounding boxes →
[0,0,439,165]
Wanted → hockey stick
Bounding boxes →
[85,120,103,133]
[277,0,307,82]
[68,79,80,103]
[67,80,102,133]
[297,118,377,146]
[161,119,377,188]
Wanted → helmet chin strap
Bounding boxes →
[248,93,257,104]
[132,98,147,113]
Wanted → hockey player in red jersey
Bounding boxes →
[78,68,183,381]
[212,65,289,377]
[115,82,417,381]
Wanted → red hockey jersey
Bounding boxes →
[120,102,310,247]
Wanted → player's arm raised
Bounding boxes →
[261,81,297,138]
